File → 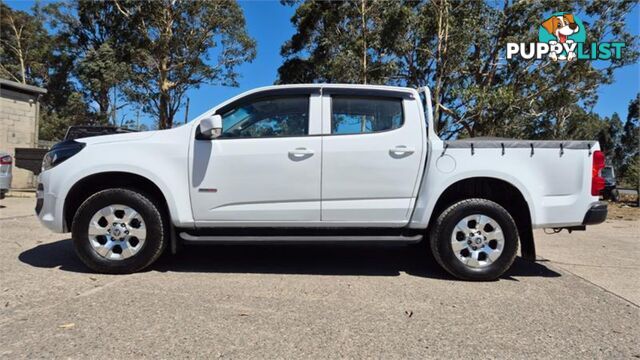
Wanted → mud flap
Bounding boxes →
[519,225,536,261]
[170,223,179,254]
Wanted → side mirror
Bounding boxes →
[199,115,222,139]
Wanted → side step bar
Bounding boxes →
[179,232,423,244]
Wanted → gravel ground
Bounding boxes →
[0,197,638,359]
[606,200,639,221]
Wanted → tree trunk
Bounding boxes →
[157,5,174,129]
[433,0,449,135]
[9,16,27,84]
[112,87,117,126]
[97,90,111,125]
[158,57,173,129]
[361,0,367,84]
[159,90,170,129]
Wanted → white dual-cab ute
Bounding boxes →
[36,84,607,280]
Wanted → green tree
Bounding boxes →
[598,113,623,165]
[37,47,92,141]
[621,95,639,159]
[39,36,94,141]
[0,1,49,84]
[623,156,639,190]
[39,92,90,140]
[75,43,129,124]
[45,0,132,125]
[278,0,639,140]
[619,95,639,187]
[278,0,400,84]
[0,1,90,141]
[112,0,257,129]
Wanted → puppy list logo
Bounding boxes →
[506,12,625,61]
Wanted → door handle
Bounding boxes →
[390,145,415,155]
[288,148,314,156]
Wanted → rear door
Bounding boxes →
[320,89,425,224]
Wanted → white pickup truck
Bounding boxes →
[36,84,607,280]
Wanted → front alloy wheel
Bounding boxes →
[72,188,167,274]
[88,205,147,260]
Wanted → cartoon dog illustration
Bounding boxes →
[541,13,580,61]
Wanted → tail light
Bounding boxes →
[0,155,11,165]
[591,150,605,196]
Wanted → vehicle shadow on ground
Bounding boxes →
[18,238,92,273]
[19,239,561,280]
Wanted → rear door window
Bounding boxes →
[331,96,403,135]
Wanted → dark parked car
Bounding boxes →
[601,166,617,201]
[63,126,136,141]
[14,126,136,176]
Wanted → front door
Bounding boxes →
[191,94,321,223]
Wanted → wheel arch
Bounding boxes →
[63,171,171,232]
[428,177,536,261]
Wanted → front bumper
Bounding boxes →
[36,178,65,233]
[582,202,607,225]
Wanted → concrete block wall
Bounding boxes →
[0,88,39,189]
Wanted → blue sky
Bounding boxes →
[7,1,640,128]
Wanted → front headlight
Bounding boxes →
[42,140,86,172]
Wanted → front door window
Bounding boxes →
[220,97,309,138]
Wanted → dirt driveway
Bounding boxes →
[1,197,638,358]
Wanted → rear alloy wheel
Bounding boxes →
[72,188,167,274]
[450,214,505,268]
[430,199,519,281]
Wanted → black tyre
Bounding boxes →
[71,188,167,274]
[429,198,519,281]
